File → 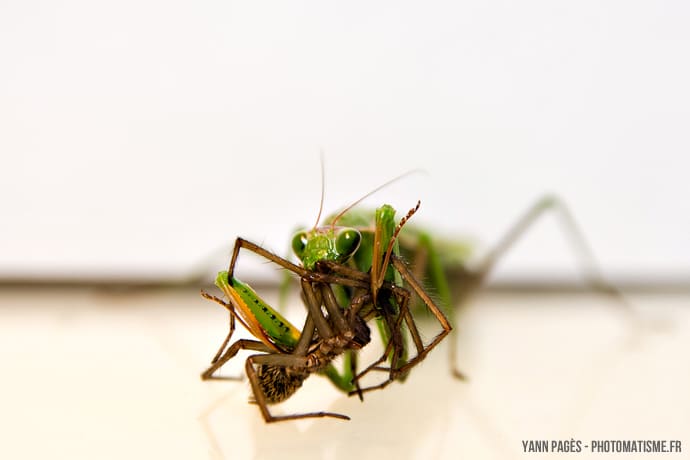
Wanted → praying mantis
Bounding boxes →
[201,191,451,422]
[200,170,631,422]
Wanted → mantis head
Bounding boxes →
[291,226,362,271]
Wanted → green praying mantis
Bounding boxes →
[201,184,451,422]
[201,171,631,422]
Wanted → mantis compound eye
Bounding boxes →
[291,231,308,259]
[335,228,361,260]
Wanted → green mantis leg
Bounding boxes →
[321,351,358,393]
[473,195,631,303]
[441,195,636,379]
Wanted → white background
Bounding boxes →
[2,0,689,284]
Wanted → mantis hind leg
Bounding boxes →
[444,194,637,379]
[474,195,631,304]
[469,195,636,315]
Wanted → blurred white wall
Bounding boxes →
[1,0,689,283]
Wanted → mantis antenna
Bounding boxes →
[312,151,326,231]
[330,169,425,230]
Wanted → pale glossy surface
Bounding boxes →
[1,287,688,459]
